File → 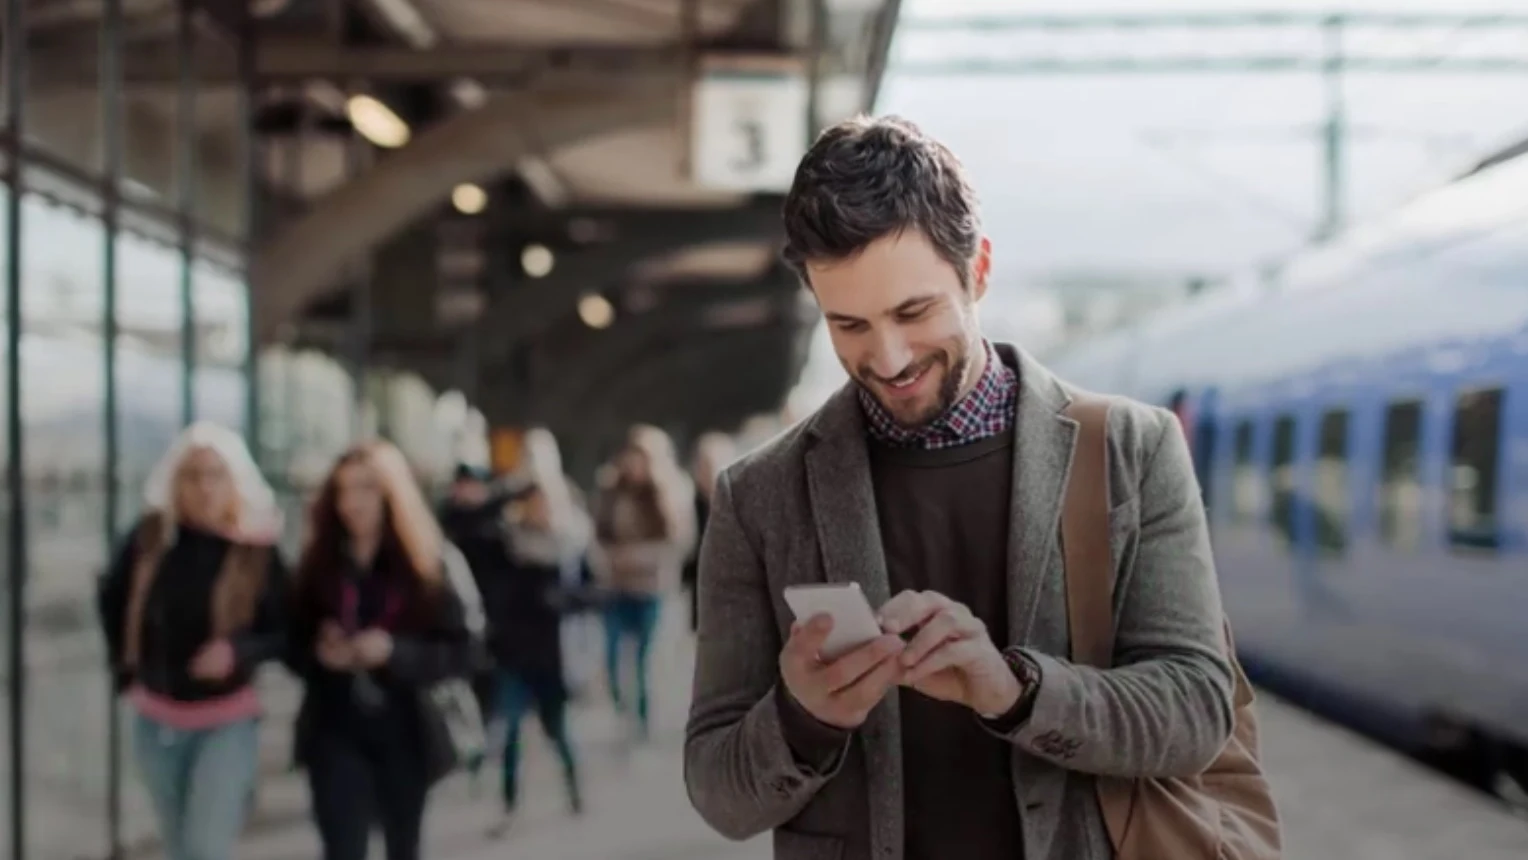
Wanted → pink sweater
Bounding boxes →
[128,683,262,731]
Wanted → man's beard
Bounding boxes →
[857,347,971,429]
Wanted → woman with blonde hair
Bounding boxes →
[519,427,601,697]
[591,424,695,741]
[287,440,481,860]
[97,421,289,860]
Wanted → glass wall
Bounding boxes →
[18,167,111,860]
[2,7,257,860]
[2,9,485,860]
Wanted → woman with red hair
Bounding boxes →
[287,441,480,860]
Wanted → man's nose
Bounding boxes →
[866,331,914,379]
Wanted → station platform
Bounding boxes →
[140,604,1528,860]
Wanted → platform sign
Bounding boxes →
[691,56,810,192]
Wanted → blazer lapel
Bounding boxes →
[802,382,903,860]
[802,385,893,606]
[999,344,1079,649]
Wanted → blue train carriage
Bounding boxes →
[1046,146,1528,806]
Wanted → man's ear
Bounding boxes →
[971,236,993,301]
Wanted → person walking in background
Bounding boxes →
[287,441,481,860]
[591,425,694,742]
[483,480,599,836]
[519,427,602,701]
[681,432,736,633]
[97,421,288,860]
[436,462,512,763]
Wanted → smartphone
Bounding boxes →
[782,582,884,660]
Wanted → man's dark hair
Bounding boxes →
[781,114,982,287]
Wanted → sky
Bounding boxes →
[788,0,1528,409]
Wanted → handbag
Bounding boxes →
[418,542,490,782]
[1061,392,1283,860]
[421,676,487,775]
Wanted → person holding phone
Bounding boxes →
[287,442,479,860]
[684,116,1240,860]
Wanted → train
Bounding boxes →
[1045,144,1528,804]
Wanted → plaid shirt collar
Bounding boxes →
[859,340,1018,450]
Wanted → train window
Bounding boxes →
[1313,409,1349,555]
[1447,387,1503,550]
[1269,415,1297,547]
[1378,400,1423,551]
[1230,420,1258,522]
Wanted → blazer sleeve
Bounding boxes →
[683,469,850,842]
[984,409,1237,777]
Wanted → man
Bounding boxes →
[683,116,1236,860]
[436,463,512,784]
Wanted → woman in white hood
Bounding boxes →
[96,421,289,860]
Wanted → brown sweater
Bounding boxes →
[870,432,1023,860]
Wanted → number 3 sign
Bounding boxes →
[691,65,810,193]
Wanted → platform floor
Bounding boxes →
[214,614,1528,860]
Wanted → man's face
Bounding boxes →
[808,229,991,428]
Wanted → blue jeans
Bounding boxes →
[603,593,661,735]
[496,670,580,811]
[132,714,260,860]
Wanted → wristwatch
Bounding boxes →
[979,647,1042,726]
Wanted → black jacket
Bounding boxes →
[286,559,478,780]
[97,521,289,702]
[438,491,514,598]
[482,549,599,684]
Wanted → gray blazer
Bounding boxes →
[683,344,1236,860]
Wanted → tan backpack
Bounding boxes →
[1062,394,1282,860]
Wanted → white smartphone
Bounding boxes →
[782,582,884,660]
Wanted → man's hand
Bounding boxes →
[779,614,906,730]
[188,639,236,681]
[877,590,1022,717]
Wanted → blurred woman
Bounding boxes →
[591,425,694,740]
[681,432,736,632]
[97,421,288,860]
[520,427,601,699]
[287,441,479,860]
[484,479,598,836]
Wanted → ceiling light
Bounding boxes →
[346,94,410,148]
[521,243,554,278]
[578,294,614,330]
[450,78,487,109]
[451,183,487,215]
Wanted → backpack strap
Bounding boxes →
[1061,392,1116,669]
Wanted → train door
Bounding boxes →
[1166,386,1219,509]
[1193,388,1220,511]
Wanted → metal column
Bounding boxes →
[176,0,197,425]
[238,2,260,461]
[805,0,826,143]
[99,0,125,855]
[4,0,28,858]
[346,127,371,441]
[1317,15,1346,242]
